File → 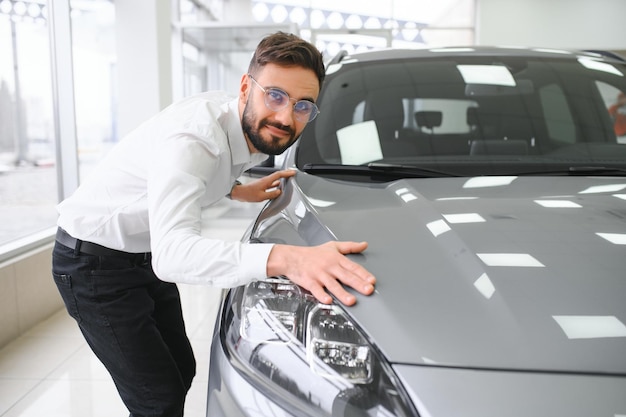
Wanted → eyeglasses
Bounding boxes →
[248,74,320,123]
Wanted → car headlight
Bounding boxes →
[221,277,416,417]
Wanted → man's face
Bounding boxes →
[240,63,320,155]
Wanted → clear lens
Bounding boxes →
[265,88,289,110]
[307,305,372,383]
[223,278,415,417]
[293,100,317,122]
[240,278,302,344]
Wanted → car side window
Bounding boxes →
[596,81,621,108]
[596,81,626,144]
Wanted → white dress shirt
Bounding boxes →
[57,92,273,287]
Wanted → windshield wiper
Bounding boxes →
[301,163,459,178]
[520,166,626,176]
[567,166,626,176]
[367,162,460,177]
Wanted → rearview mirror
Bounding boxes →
[465,79,534,96]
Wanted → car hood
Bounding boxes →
[266,172,626,375]
[393,364,626,417]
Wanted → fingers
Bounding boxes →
[261,169,295,187]
[301,270,361,306]
[333,240,369,255]
[237,170,294,202]
[264,188,282,200]
[337,258,377,290]
[323,243,376,305]
[325,241,376,286]
[311,258,375,306]
[322,274,358,305]
[308,284,334,305]
[259,170,296,200]
[268,242,376,306]
[271,169,297,181]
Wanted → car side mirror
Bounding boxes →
[245,155,279,177]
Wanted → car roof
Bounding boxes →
[328,46,626,65]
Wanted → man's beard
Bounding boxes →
[242,101,299,155]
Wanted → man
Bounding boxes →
[52,32,375,417]
[608,91,626,140]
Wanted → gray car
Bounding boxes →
[207,47,626,417]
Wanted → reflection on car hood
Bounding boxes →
[282,172,626,375]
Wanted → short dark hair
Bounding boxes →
[248,31,325,89]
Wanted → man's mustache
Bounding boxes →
[262,120,295,136]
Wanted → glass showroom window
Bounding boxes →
[0,0,57,248]
[70,1,117,180]
[0,0,116,249]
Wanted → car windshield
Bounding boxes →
[296,50,626,179]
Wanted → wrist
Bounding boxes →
[267,244,290,277]
[226,180,242,200]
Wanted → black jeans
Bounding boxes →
[52,241,196,417]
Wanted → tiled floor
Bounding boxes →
[0,198,264,417]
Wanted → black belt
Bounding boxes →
[56,228,151,261]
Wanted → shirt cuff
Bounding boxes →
[226,180,242,200]
[240,242,274,280]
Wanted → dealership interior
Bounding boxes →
[1,0,625,416]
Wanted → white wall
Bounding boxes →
[476,0,626,51]
[115,1,173,138]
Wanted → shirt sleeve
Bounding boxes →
[147,133,272,287]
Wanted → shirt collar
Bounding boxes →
[222,98,253,167]
[223,98,272,174]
